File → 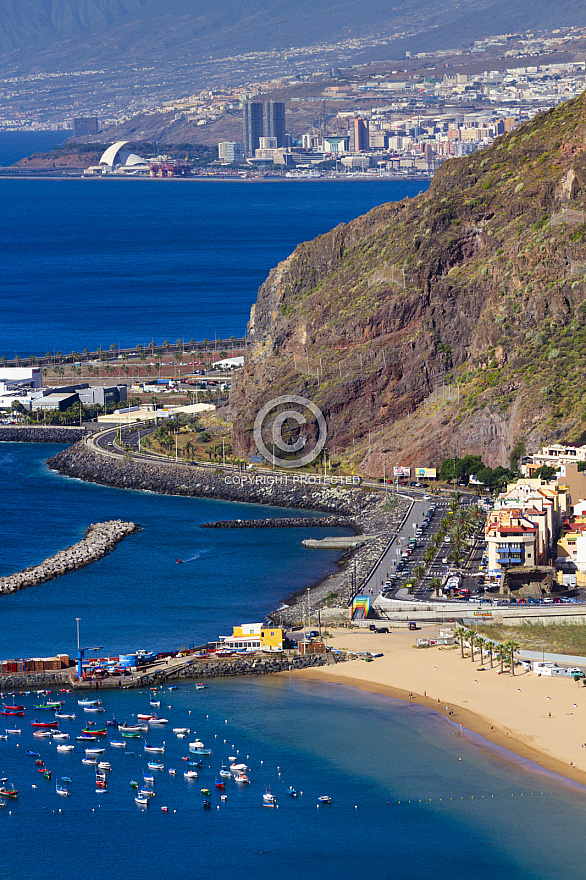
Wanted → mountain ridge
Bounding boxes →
[228,91,586,474]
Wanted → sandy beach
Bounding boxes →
[286,626,586,786]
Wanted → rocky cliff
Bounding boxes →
[230,92,586,474]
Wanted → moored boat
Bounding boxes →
[31,720,58,729]
[286,787,298,797]
[135,796,149,807]
[109,740,126,748]
[78,699,101,707]
[57,744,74,752]
[234,773,249,784]
[147,762,164,770]
[317,795,332,804]
[0,786,18,798]
[184,770,198,779]
[144,744,165,753]
[55,784,70,796]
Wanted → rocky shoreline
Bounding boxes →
[201,516,356,530]
[0,519,138,594]
[0,426,87,443]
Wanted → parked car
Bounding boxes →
[408,622,417,630]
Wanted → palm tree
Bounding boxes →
[476,635,486,666]
[506,640,520,676]
[413,565,425,581]
[429,576,442,597]
[454,625,467,659]
[498,643,505,673]
[423,547,435,565]
[466,628,476,662]
[487,640,496,669]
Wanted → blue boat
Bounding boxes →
[286,787,298,797]
[26,750,40,757]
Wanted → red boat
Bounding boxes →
[83,728,107,736]
[31,720,58,729]
[3,705,24,712]
[1,710,24,716]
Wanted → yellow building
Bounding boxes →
[221,623,284,653]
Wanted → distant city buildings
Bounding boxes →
[72,117,99,137]
[242,101,286,156]
[218,141,245,163]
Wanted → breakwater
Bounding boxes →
[201,516,356,530]
[0,519,138,594]
[0,426,87,443]
[47,442,376,516]
[159,652,334,683]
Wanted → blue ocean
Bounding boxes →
[2,175,584,879]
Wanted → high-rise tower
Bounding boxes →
[243,102,263,156]
[263,101,286,148]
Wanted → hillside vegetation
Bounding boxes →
[229,92,586,474]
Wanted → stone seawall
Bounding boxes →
[47,442,376,516]
[201,516,357,530]
[0,426,87,443]
[166,652,334,682]
[0,519,138,594]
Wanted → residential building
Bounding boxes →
[347,117,369,152]
[218,141,245,163]
[485,507,538,582]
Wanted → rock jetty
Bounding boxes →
[0,520,138,594]
[0,426,87,443]
[165,652,334,682]
[201,516,356,530]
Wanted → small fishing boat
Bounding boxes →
[147,762,164,770]
[3,704,24,712]
[77,735,96,741]
[26,750,41,757]
[194,683,206,690]
[221,794,228,802]
[0,786,18,799]
[82,758,97,766]
[85,748,105,755]
[43,770,51,780]
[168,768,177,776]
[148,718,168,726]
[191,739,205,750]
[120,730,142,738]
[317,795,332,804]
[52,732,70,741]
[187,761,201,767]
[201,788,211,796]
[139,789,155,798]
[215,779,225,790]
[98,762,111,771]
[161,805,168,813]
[137,714,155,721]
[55,784,70,796]
[78,699,101,707]
[135,796,149,807]
[109,740,126,748]
[172,728,190,734]
[230,763,247,772]
[84,706,105,713]
[143,774,155,784]
[1,709,24,716]
[95,774,107,789]
[106,718,117,727]
[54,713,75,720]
[61,776,72,783]
[5,729,21,735]
[95,788,108,794]
[144,745,165,754]
[31,720,58,729]
[203,800,212,809]
[130,781,139,789]
[37,701,63,709]
[184,771,198,779]
[168,686,178,691]
[234,773,249,784]
[82,727,107,736]
[191,748,212,756]
[57,744,74,753]
[219,767,232,779]
[286,787,298,797]
[263,790,276,805]
[149,700,161,707]
[33,731,51,738]
[119,724,147,733]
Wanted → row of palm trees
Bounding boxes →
[454,626,520,675]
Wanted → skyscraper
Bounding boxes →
[348,118,369,152]
[243,102,263,157]
[263,101,286,148]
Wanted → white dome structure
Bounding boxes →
[99,141,149,171]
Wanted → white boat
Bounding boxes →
[33,731,51,738]
[172,728,190,734]
[95,788,107,794]
[109,740,126,748]
[56,785,70,797]
[191,740,204,750]
[183,770,198,779]
[84,706,105,713]
[144,745,165,754]
[219,768,232,779]
[82,758,97,765]
[230,763,247,772]
[5,729,21,735]
[139,789,156,797]
[317,795,332,804]
[147,762,164,770]
[234,773,249,784]
[135,796,149,807]
[85,748,105,755]
[55,713,76,720]
[148,718,168,726]
[177,733,186,739]
[98,762,112,771]
[52,733,70,741]
[168,768,177,776]
[150,701,161,707]
[57,744,74,752]
[78,699,101,707]
[263,790,276,805]
[137,714,155,721]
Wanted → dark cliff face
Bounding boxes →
[230,92,586,473]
